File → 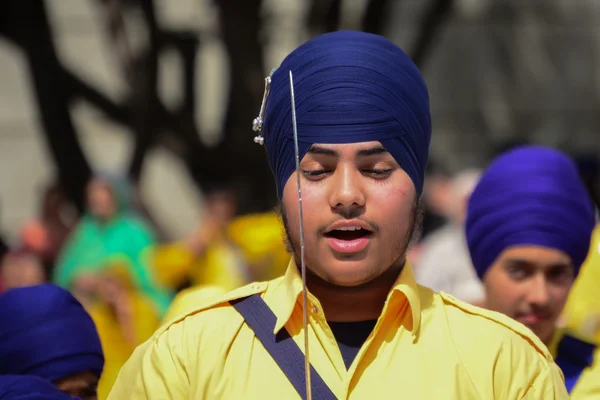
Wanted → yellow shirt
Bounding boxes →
[549,330,600,399]
[109,260,568,399]
[562,225,600,343]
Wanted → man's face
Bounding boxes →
[484,245,575,344]
[54,371,99,400]
[281,141,417,287]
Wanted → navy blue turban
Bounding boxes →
[0,284,104,382]
[466,146,595,279]
[0,375,79,399]
[262,30,431,199]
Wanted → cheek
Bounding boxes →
[282,175,325,233]
[484,272,523,311]
[550,286,572,310]
[369,182,414,225]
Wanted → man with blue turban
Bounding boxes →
[109,31,568,399]
[0,375,81,400]
[466,145,600,398]
[0,284,104,399]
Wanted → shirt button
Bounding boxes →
[312,305,318,313]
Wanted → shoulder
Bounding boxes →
[162,285,230,321]
[152,280,273,342]
[425,291,569,398]
[436,291,553,360]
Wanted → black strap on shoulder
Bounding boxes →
[554,334,596,393]
[230,294,337,400]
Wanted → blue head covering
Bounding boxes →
[0,284,104,382]
[262,30,431,199]
[0,375,79,400]
[466,146,596,279]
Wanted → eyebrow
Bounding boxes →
[307,145,389,157]
[357,146,388,157]
[307,145,338,156]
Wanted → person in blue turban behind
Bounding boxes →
[109,31,568,399]
[0,284,104,400]
[465,145,600,398]
[0,375,81,400]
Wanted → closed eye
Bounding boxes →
[303,169,331,177]
[363,169,392,176]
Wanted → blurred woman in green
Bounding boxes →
[53,174,171,316]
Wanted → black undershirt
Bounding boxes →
[328,320,378,369]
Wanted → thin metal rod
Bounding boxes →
[289,70,312,400]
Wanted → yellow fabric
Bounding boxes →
[562,225,600,344]
[109,260,568,399]
[89,294,160,400]
[152,241,247,292]
[227,212,290,280]
[151,244,195,289]
[548,330,600,399]
[189,241,248,290]
[162,284,228,322]
[152,212,289,291]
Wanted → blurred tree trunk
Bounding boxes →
[0,0,92,212]
[214,0,277,213]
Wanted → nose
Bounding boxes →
[527,274,551,308]
[328,166,366,216]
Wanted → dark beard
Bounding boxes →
[275,196,423,279]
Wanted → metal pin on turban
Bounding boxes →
[252,68,277,145]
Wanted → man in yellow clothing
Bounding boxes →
[466,146,599,399]
[109,31,568,399]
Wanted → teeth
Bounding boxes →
[336,227,361,231]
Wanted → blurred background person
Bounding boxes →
[153,187,290,294]
[466,146,599,397]
[560,154,600,345]
[0,284,104,399]
[561,224,600,345]
[53,174,171,317]
[152,187,248,292]
[0,374,82,400]
[19,183,77,279]
[84,264,160,398]
[0,248,46,292]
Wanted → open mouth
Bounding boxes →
[324,227,373,241]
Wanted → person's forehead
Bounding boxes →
[499,245,572,265]
[307,141,387,155]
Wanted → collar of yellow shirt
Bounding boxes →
[269,259,421,337]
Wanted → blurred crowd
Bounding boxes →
[0,149,598,398]
[0,173,290,398]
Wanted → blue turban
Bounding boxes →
[0,375,79,399]
[466,146,595,279]
[262,30,431,199]
[0,284,104,382]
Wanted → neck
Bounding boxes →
[306,258,404,322]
